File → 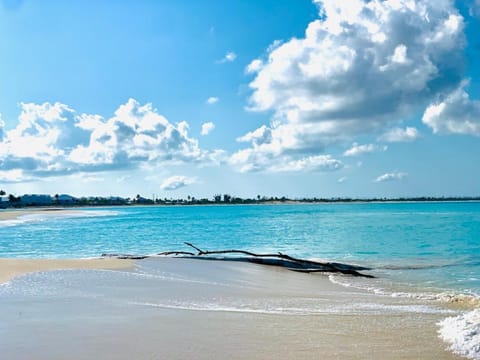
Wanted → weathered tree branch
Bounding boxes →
[157,242,374,278]
[102,243,374,278]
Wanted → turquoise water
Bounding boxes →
[0,202,479,295]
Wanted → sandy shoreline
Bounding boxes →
[0,209,133,283]
[0,207,86,221]
[0,258,133,283]
[0,258,465,359]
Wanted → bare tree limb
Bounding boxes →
[156,243,374,278]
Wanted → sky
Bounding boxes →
[0,0,480,199]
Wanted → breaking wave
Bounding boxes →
[438,309,480,360]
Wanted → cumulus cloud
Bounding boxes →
[379,126,420,142]
[160,175,197,191]
[235,0,474,171]
[201,122,215,136]
[217,51,237,63]
[0,99,223,181]
[206,97,219,105]
[422,81,480,135]
[374,171,408,182]
[236,125,272,145]
[343,143,387,157]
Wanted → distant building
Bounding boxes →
[20,194,53,206]
[135,196,154,205]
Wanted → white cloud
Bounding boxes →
[0,169,28,183]
[0,99,223,181]
[246,59,263,74]
[237,0,473,171]
[422,81,480,135]
[268,155,342,173]
[206,97,219,105]
[338,176,347,183]
[217,51,237,63]
[236,125,272,145]
[201,122,215,136]
[230,148,342,173]
[160,175,197,191]
[343,143,387,157]
[374,171,408,182]
[379,127,420,142]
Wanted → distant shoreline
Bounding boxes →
[1,196,480,210]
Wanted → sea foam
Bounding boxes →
[438,308,480,359]
[328,274,480,308]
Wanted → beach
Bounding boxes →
[0,257,465,360]
[0,208,81,221]
[0,257,133,283]
[1,203,478,359]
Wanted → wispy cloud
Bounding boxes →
[375,171,408,183]
[217,51,236,63]
[343,143,387,157]
[379,127,420,142]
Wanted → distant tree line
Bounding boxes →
[1,188,480,209]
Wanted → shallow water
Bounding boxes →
[1,203,479,294]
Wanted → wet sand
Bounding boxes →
[0,208,82,221]
[0,257,133,283]
[0,258,464,359]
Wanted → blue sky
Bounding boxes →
[0,0,479,199]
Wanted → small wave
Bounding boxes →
[438,309,480,360]
[328,275,480,308]
[376,263,458,270]
[128,300,450,316]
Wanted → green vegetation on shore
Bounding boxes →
[1,189,479,208]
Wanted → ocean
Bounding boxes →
[0,202,479,358]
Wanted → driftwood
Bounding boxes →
[102,243,374,278]
[156,242,374,278]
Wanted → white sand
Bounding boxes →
[0,258,465,359]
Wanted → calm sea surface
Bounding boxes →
[1,202,479,295]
